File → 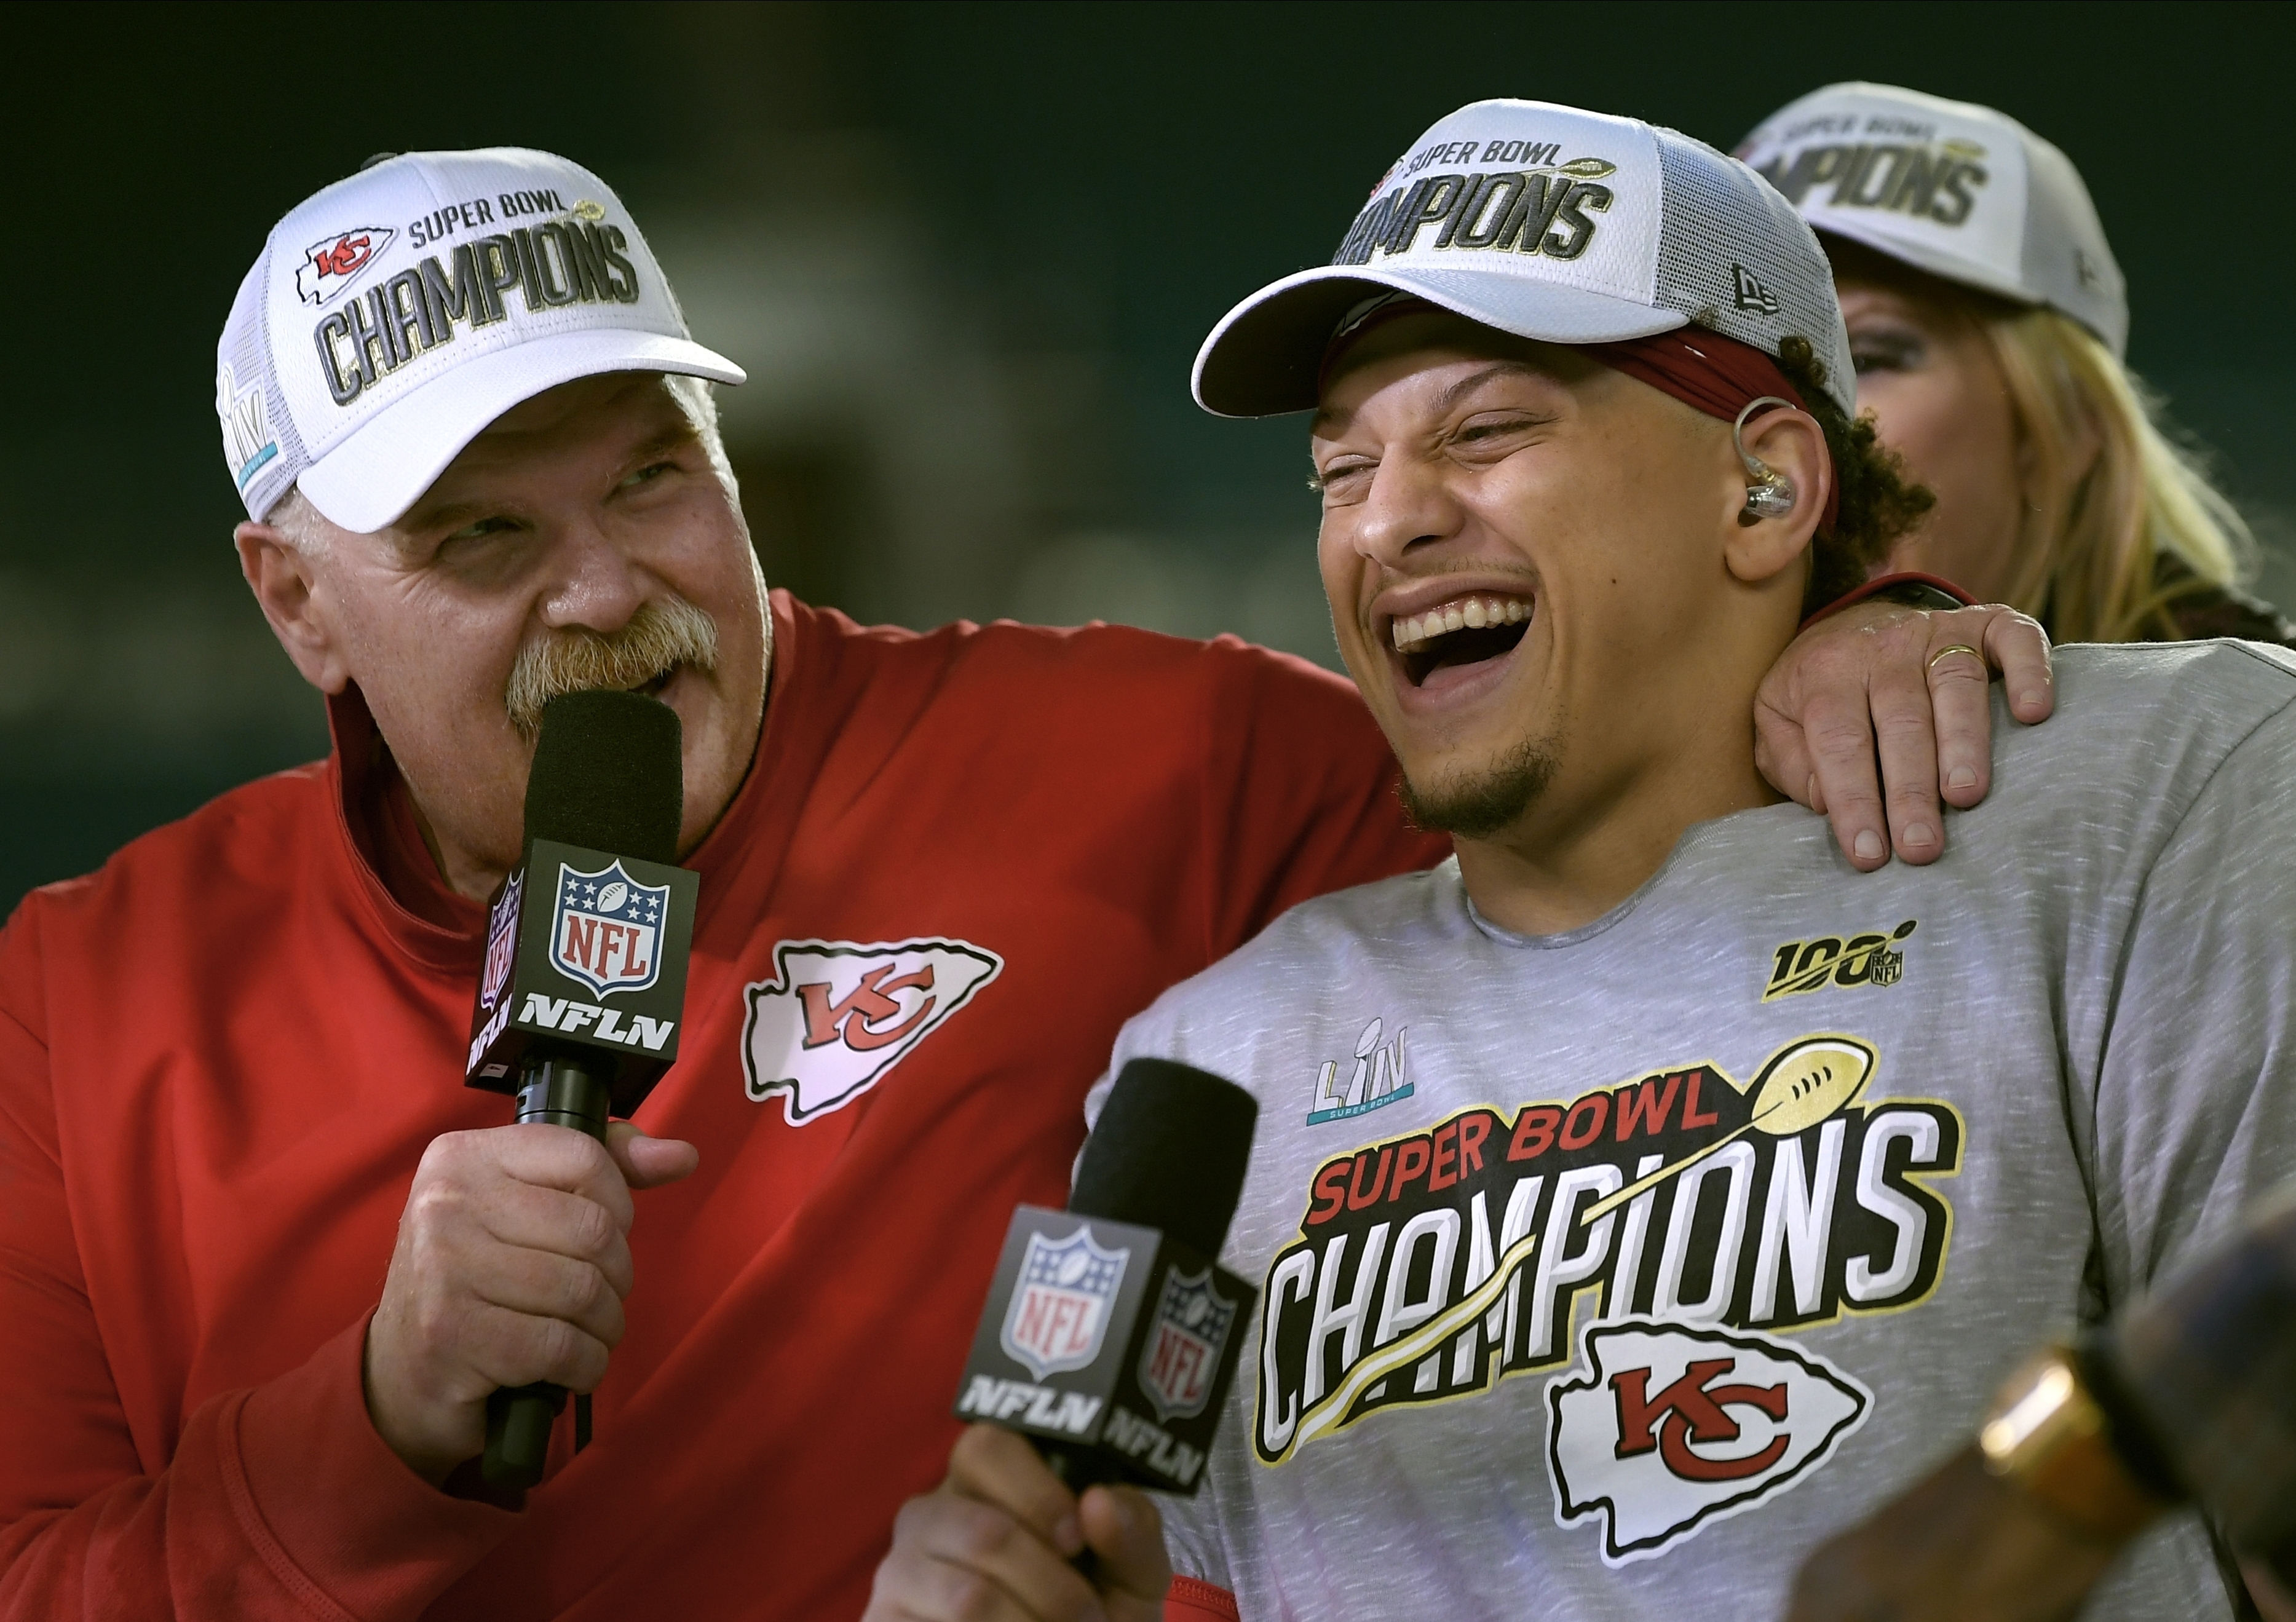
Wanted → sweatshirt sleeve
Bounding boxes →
[2086,686,2296,1308]
[1195,639,1449,960]
[0,928,515,1620]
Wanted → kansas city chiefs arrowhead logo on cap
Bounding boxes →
[295,225,395,306]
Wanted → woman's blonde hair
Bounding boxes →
[1981,307,2255,642]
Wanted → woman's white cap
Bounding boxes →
[214,148,744,534]
[1738,83,2128,357]
[1192,98,1855,419]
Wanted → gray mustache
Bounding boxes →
[504,596,720,740]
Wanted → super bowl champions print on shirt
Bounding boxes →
[1252,1034,1963,1563]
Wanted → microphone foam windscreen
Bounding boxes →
[524,690,684,864]
[1072,1058,1259,1259]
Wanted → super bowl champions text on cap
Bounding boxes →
[306,193,639,406]
[215,148,742,532]
[1735,82,2128,355]
[1190,99,1856,421]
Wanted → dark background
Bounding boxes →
[4,1,2290,911]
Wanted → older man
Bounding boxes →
[0,148,2038,1620]
[873,100,2295,1622]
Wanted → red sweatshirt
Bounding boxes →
[0,593,1439,1620]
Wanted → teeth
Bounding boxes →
[1389,595,1533,651]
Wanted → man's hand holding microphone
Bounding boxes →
[869,1058,1261,1621]
[365,1118,697,1485]
[365,690,704,1490]
[872,1423,1171,1622]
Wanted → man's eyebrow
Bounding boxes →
[395,496,496,536]
[623,421,702,467]
[395,421,706,534]
[1311,359,1558,439]
[1428,360,1553,417]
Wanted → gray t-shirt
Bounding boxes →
[1090,642,2296,1621]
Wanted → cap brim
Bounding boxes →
[1192,263,1687,418]
[1808,218,2038,311]
[297,329,747,534]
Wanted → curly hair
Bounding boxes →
[1773,334,1935,615]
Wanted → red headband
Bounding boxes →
[1578,326,1841,534]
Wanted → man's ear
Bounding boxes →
[236,521,352,694]
[1722,407,1831,587]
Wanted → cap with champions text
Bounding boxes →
[1192,99,1854,420]
[215,148,744,533]
[1737,83,2128,357]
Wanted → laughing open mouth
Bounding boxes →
[1390,594,1532,685]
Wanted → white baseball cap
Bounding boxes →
[215,148,745,533]
[1194,98,1855,419]
[1737,83,2127,357]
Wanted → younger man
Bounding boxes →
[875,100,2294,1621]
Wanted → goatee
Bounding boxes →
[1398,732,1562,839]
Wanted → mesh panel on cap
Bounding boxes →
[1650,130,1856,416]
[217,239,311,524]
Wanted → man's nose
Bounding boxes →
[537,520,650,634]
[1352,454,1463,566]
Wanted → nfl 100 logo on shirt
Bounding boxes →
[1251,1032,1963,1564]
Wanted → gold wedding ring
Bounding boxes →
[1928,643,1983,674]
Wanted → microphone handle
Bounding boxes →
[480,1050,615,1490]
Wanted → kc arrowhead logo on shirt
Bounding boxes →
[741,938,1004,1125]
[1548,1321,1870,1564]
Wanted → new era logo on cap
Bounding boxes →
[1193,99,1853,420]
[216,148,744,533]
[1737,83,2128,357]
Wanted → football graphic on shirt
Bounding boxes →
[1251,1031,1962,1500]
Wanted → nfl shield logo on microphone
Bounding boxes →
[1000,1226,1130,1380]
[479,871,523,1013]
[1138,1266,1238,1422]
[550,860,671,999]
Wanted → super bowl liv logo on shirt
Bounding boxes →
[1306,1017,1414,1125]
[1251,1034,1963,1560]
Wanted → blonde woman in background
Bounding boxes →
[1741,82,2291,645]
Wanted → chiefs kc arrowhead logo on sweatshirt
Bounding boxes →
[741,939,1004,1125]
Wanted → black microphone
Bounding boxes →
[463,689,700,1489]
[952,1058,1259,1494]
